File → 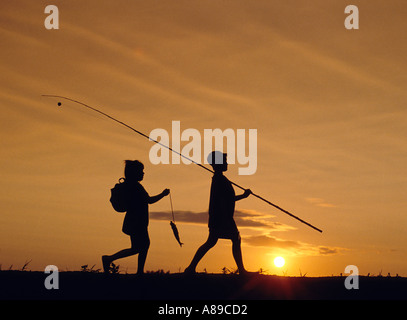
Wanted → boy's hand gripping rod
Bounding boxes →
[42,95,323,233]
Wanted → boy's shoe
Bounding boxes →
[238,269,259,276]
[102,255,111,274]
[183,266,196,275]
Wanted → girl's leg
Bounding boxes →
[102,236,139,273]
[136,235,150,274]
[108,247,138,261]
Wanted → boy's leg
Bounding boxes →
[232,234,246,274]
[185,233,218,273]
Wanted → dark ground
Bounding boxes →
[1,271,406,300]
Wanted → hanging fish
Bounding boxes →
[170,220,183,247]
[168,192,183,247]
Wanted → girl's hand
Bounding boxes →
[162,188,170,196]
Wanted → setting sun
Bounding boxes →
[274,257,285,268]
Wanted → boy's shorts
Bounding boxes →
[209,228,240,241]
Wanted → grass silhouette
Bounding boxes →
[1,266,406,300]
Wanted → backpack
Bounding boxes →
[110,177,128,212]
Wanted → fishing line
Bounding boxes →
[169,191,175,223]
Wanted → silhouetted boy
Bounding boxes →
[184,151,252,274]
[102,160,169,274]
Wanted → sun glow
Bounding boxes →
[274,256,285,268]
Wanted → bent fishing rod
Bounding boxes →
[42,94,323,233]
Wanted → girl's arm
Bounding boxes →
[148,188,170,204]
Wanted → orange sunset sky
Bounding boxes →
[1,0,406,276]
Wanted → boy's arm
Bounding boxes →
[235,189,252,201]
[148,188,170,204]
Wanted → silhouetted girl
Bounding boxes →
[102,160,169,274]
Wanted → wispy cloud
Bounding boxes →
[150,209,295,231]
[151,209,343,256]
[305,198,337,208]
[243,233,341,256]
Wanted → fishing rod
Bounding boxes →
[42,94,323,233]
